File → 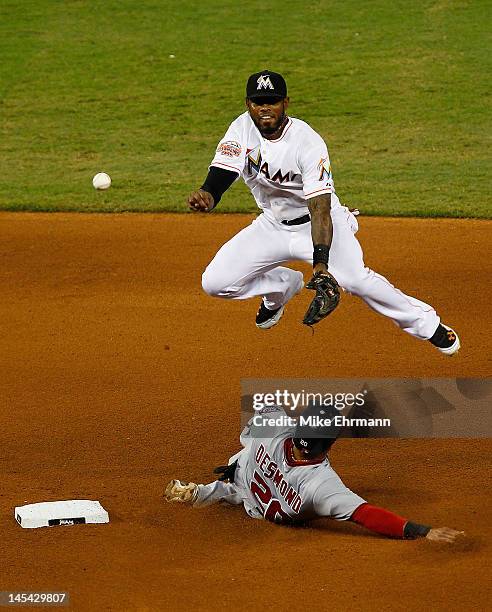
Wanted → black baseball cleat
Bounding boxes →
[255,302,285,329]
[428,324,460,356]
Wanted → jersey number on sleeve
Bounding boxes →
[250,470,290,524]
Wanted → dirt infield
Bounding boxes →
[1,213,491,611]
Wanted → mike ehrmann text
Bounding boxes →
[253,415,391,428]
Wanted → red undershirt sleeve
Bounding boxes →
[351,503,407,538]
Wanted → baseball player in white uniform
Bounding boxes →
[188,70,460,355]
[165,404,463,542]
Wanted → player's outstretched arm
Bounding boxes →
[188,189,215,212]
[188,166,238,212]
[350,503,464,542]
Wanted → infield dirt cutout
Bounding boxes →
[2,213,491,611]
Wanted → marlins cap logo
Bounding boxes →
[257,75,274,90]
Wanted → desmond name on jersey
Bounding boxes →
[254,443,302,513]
[247,150,301,185]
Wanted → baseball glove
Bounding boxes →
[303,271,340,326]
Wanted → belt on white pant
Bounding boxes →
[281,214,310,226]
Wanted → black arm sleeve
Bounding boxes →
[404,521,431,539]
[200,166,238,207]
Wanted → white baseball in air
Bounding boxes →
[92,172,111,190]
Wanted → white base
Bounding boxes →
[15,500,109,529]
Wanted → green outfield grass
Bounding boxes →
[0,0,490,217]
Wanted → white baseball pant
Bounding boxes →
[201,205,440,339]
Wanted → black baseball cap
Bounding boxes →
[246,70,287,100]
[293,402,341,456]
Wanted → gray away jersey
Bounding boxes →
[231,408,365,523]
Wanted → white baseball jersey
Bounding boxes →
[200,110,441,344]
[210,408,365,524]
[210,112,341,223]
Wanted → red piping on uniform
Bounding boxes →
[305,187,333,198]
[211,162,241,175]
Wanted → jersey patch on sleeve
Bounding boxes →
[217,141,242,158]
[318,157,332,182]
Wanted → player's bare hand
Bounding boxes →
[425,527,465,543]
[188,189,215,212]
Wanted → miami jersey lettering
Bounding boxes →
[210,112,338,223]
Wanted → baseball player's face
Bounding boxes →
[246,96,289,135]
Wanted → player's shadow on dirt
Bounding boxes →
[289,519,385,539]
[290,522,486,549]
[156,503,485,551]
[302,523,486,550]
[353,485,440,503]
